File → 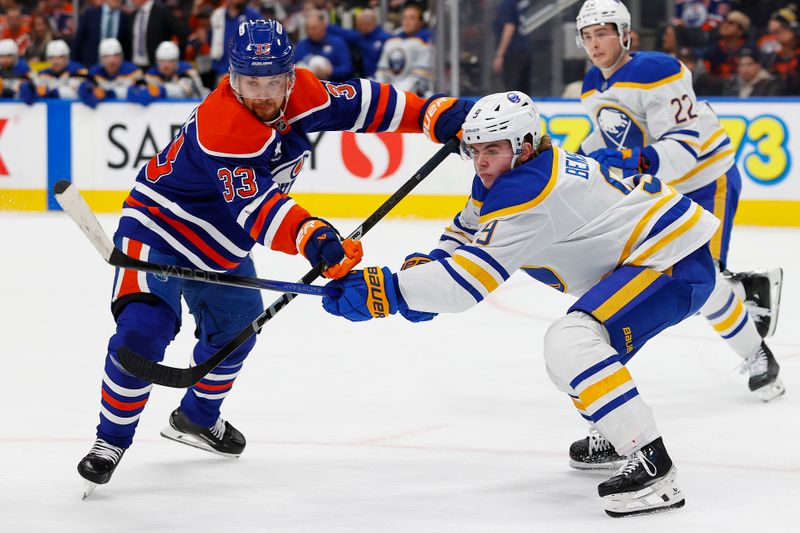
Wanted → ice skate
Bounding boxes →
[727,268,783,338]
[741,341,785,402]
[77,438,126,499]
[598,437,685,517]
[569,429,626,471]
[160,408,246,458]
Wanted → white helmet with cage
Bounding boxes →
[460,91,541,168]
[575,0,632,50]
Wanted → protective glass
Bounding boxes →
[231,71,294,100]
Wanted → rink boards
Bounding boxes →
[0,98,798,226]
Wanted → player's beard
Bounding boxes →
[243,96,285,123]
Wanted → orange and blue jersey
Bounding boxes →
[116,67,429,272]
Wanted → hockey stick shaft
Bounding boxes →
[53,180,340,298]
[116,136,461,388]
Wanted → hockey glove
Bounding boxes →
[397,252,439,323]
[18,81,36,106]
[296,217,363,279]
[78,81,99,109]
[421,95,476,144]
[589,146,658,177]
[322,266,400,321]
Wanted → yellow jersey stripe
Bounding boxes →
[471,198,483,208]
[617,189,678,267]
[713,299,744,332]
[572,397,586,411]
[614,65,684,90]
[452,254,499,293]
[668,149,735,187]
[578,367,633,407]
[479,147,560,223]
[701,128,726,152]
[593,269,663,322]
[630,204,704,266]
[444,225,471,240]
[710,174,728,260]
[581,88,597,99]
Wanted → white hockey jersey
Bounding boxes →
[397,147,720,313]
[375,36,432,97]
[580,51,735,193]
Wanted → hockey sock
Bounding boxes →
[700,269,761,358]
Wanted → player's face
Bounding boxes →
[158,59,177,77]
[580,24,623,69]
[0,54,15,70]
[49,54,68,71]
[101,53,122,74]
[234,72,293,122]
[467,140,515,189]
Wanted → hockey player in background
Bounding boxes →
[78,38,144,108]
[0,38,34,103]
[27,40,87,102]
[322,91,721,517]
[569,0,785,472]
[136,41,209,103]
[375,2,433,97]
[76,18,473,497]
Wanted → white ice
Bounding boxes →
[1,212,798,533]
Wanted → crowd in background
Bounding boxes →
[0,0,433,106]
[3,0,800,106]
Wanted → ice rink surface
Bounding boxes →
[1,212,798,533]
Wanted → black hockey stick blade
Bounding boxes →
[55,179,337,297]
[117,137,460,387]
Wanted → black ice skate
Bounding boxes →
[569,429,626,471]
[726,268,783,338]
[741,341,785,402]
[77,438,126,499]
[160,408,246,458]
[598,437,685,518]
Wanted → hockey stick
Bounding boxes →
[53,180,341,298]
[114,136,461,388]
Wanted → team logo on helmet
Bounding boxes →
[597,106,644,150]
[388,49,408,75]
[506,92,520,103]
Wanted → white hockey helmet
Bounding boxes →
[0,38,19,57]
[460,91,541,168]
[575,0,632,50]
[98,38,123,57]
[156,41,180,62]
[46,39,70,58]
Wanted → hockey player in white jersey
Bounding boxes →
[321,91,724,517]
[570,0,785,471]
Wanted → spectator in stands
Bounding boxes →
[74,0,133,67]
[704,10,751,79]
[130,0,187,71]
[1,7,31,57]
[139,40,208,102]
[673,0,730,31]
[25,12,54,63]
[376,1,432,96]
[209,0,261,82]
[661,24,682,57]
[185,5,214,90]
[768,5,800,95]
[29,39,87,102]
[295,9,353,81]
[327,7,391,78]
[78,37,142,108]
[0,38,32,102]
[722,45,783,97]
[492,0,531,94]
[628,29,641,52]
[679,45,722,96]
[758,16,783,57]
[39,0,74,42]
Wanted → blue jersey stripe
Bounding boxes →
[591,387,640,422]
[377,87,398,131]
[698,138,731,160]
[721,314,749,339]
[460,245,510,280]
[707,292,735,321]
[452,214,476,235]
[642,195,692,244]
[570,354,620,390]
[439,234,464,246]
[357,81,381,133]
[440,260,484,303]
[663,128,700,138]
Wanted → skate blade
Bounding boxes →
[603,466,685,517]
[82,481,98,500]
[570,459,626,472]
[756,378,786,402]
[160,425,241,458]
[765,268,783,338]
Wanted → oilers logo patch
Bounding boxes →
[597,106,644,150]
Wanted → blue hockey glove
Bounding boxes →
[322,266,400,322]
[78,81,99,109]
[18,81,36,105]
[397,252,439,322]
[296,217,363,279]
[421,95,476,144]
[589,146,658,177]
